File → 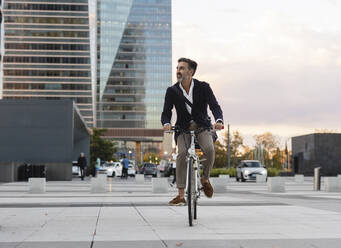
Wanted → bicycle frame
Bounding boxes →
[185,130,200,197]
[185,130,202,226]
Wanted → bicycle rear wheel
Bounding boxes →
[187,158,194,226]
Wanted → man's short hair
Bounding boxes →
[178,58,198,76]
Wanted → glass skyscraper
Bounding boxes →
[0,0,95,126]
[0,0,172,153]
[96,0,172,144]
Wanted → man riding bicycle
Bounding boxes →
[161,57,224,206]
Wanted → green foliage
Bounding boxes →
[90,128,117,168]
[208,167,236,177]
[214,142,227,168]
[143,152,160,164]
[266,167,280,177]
[272,148,282,169]
[214,130,245,168]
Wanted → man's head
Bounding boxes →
[80,152,84,157]
[176,58,197,83]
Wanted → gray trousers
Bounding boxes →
[176,128,215,189]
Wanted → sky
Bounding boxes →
[171,0,341,147]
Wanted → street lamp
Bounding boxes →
[128,150,132,160]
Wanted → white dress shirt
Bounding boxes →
[179,79,194,114]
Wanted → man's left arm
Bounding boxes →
[206,84,224,129]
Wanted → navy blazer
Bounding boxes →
[161,79,223,129]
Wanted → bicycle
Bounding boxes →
[169,126,206,226]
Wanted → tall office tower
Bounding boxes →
[0,0,96,127]
[96,0,172,154]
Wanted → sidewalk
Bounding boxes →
[0,177,341,248]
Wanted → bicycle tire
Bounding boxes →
[187,158,194,226]
[193,168,198,220]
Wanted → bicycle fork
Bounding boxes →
[185,131,196,194]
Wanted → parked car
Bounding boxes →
[236,160,267,182]
[100,161,122,177]
[140,163,157,177]
[72,161,80,176]
[128,164,136,177]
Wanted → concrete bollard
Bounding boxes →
[135,174,145,184]
[256,175,267,183]
[267,177,285,193]
[218,174,230,183]
[152,178,168,193]
[28,178,46,194]
[324,177,341,192]
[219,174,230,179]
[91,174,107,193]
[211,178,227,193]
[294,174,304,184]
[337,175,341,188]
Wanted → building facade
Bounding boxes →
[0,0,172,160]
[96,0,172,152]
[292,133,341,176]
[0,0,96,126]
[0,99,90,182]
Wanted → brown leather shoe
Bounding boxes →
[201,178,213,198]
[168,195,186,206]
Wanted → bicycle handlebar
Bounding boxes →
[165,125,224,134]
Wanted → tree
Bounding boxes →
[272,147,282,169]
[214,141,227,168]
[214,130,245,168]
[254,132,281,168]
[90,128,117,169]
[254,132,279,152]
[143,152,160,164]
[240,146,254,160]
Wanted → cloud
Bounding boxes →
[173,9,341,136]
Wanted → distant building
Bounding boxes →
[0,0,172,162]
[0,0,95,126]
[292,133,341,176]
[0,99,90,182]
[96,0,172,158]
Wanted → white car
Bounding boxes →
[100,162,122,177]
[236,160,267,182]
[128,164,136,177]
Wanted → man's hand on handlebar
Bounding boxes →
[214,122,224,130]
[163,123,171,132]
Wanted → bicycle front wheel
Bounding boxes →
[187,158,195,226]
[193,169,198,220]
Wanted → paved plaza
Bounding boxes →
[0,176,341,247]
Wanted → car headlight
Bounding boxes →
[261,170,266,175]
[244,170,250,175]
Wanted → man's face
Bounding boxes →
[176,62,192,83]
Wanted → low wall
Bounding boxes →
[0,162,72,182]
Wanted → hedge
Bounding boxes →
[209,168,236,177]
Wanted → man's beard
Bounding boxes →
[177,74,183,82]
